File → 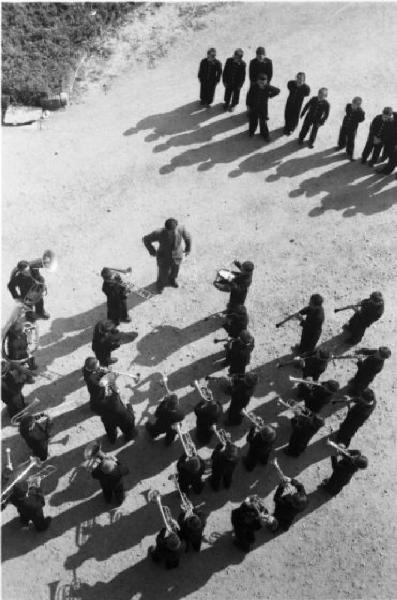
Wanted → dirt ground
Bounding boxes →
[2,3,397,599]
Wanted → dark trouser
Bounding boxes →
[299,117,320,145]
[338,126,357,157]
[380,147,397,173]
[102,418,118,444]
[150,547,180,569]
[224,86,241,107]
[345,313,367,343]
[200,81,217,105]
[244,447,271,471]
[178,474,204,495]
[210,466,234,490]
[157,259,180,289]
[248,111,269,138]
[146,420,177,445]
[107,299,127,326]
[19,508,49,531]
[299,326,321,354]
[94,349,112,367]
[336,425,357,448]
[24,438,48,461]
[287,431,310,456]
[323,475,347,496]
[34,298,45,316]
[195,423,214,445]
[362,137,383,163]
[284,104,300,133]
[5,394,26,418]
[185,535,202,552]
[101,481,125,505]
[233,525,255,551]
[273,512,294,532]
[227,401,245,425]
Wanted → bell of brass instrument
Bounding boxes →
[161,373,171,395]
[193,379,213,402]
[35,249,57,273]
[326,439,351,458]
[174,423,197,458]
[27,464,57,491]
[271,458,295,495]
[10,398,40,426]
[242,408,264,429]
[211,425,231,446]
[2,309,40,362]
[148,489,179,533]
[169,473,194,517]
[83,440,104,471]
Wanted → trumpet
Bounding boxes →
[330,354,358,361]
[289,376,324,388]
[213,337,230,344]
[242,408,264,430]
[193,379,213,402]
[101,266,153,300]
[211,425,231,446]
[10,398,41,426]
[169,473,194,517]
[271,458,295,495]
[326,440,352,458]
[277,397,312,418]
[175,423,197,458]
[148,489,179,534]
[275,311,301,328]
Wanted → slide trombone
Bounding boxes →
[242,408,264,430]
[326,440,352,458]
[174,423,197,458]
[148,489,179,534]
[169,473,194,517]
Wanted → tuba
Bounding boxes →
[193,379,213,402]
[174,423,197,458]
[242,408,264,430]
[148,489,179,533]
[2,306,40,363]
[169,473,194,517]
[23,249,57,306]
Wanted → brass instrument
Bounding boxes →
[161,373,171,395]
[326,440,352,458]
[275,311,302,328]
[169,473,194,517]
[277,397,311,417]
[2,306,40,362]
[330,354,358,361]
[99,368,141,396]
[246,494,277,528]
[213,337,230,344]
[23,249,57,306]
[101,266,153,300]
[211,425,231,446]
[1,455,40,503]
[271,458,295,495]
[5,448,13,471]
[148,489,179,534]
[334,303,361,313]
[83,440,104,471]
[27,464,57,491]
[174,423,197,458]
[289,376,324,388]
[242,408,264,429]
[193,379,213,402]
[10,398,40,426]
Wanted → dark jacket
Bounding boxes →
[223,310,249,338]
[5,330,29,361]
[92,323,120,356]
[194,399,222,429]
[223,58,246,89]
[246,83,280,118]
[249,57,273,83]
[300,384,334,413]
[9,485,45,520]
[358,297,384,326]
[290,411,324,447]
[341,103,365,131]
[143,226,191,264]
[230,378,256,411]
[273,479,307,530]
[211,443,239,476]
[8,262,44,301]
[285,81,310,112]
[247,426,276,455]
[302,352,329,381]
[1,367,34,416]
[301,97,330,125]
[178,508,207,549]
[227,337,254,374]
[368,114,388,140]
[155,398,184,427]
[299,305,324,334]
[351,354,385,389]
[92,460,129,490]
[231,502,262,532]
[325,451,364,495]
[198,58,222,84]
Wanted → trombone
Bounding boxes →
[148,489,179,534]
[242,408,264,430]
[174,423,197,458]
[193,379,213,402]
[169,473,194,517]
[161,373,171,395]
[326,440,352,458]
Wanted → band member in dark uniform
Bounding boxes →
[243,423,276,471]
[82,357,106,413]
[231,496,263,552]
[299,88,330,148]
[91,454,129,505]
[178,508,207,552]
[225,330,255,376]
[361,107,393,165]
[4,320,37,370]
[92,319,120,366]
[321,448,368,496]
[8,259,49,319]
[342,291,384,344]
[336,388,376,447]
[347,347,391,395]
[143,218,191,293]
[283,408,325,457]
[210,440,239,490]
[272,478,308,531]
[194,395,223,444]
[149,529,184,569]
[302,349,330,381]
[1,361,35,418]
[227,372,258,425]
[19,412,52,461]
[297,379,339,413]
[284,72,310,135]
[378,111,397,174]
[145,393,184,445]
[101,268,131,326]
[223,305,249,339]
[228,261,254,310]
[222,49,246,112]
[248,46,273,85]
[96,379,136,444]
[3,481,51,531]
[246,74,280,141]
[297,293,324,354]
[198,48,222,107]
[176,453,206,495]
[337,97,365,160]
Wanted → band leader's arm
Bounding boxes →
[182,228,192,254]
[142,231,160,256]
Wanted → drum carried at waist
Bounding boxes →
[213,269,236,293]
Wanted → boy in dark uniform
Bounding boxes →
[302,349,330,381]
[92,454,129,505]
[223,305,248,339]
[222,49,246,112]
[336,388,376,447]
[272,478,308,531]
[342,291,384,344]
[5,321,37,370]
[176,453,206,495]
[284,72,310,135]
[194,395,223,444]
[243,424,276,471]
[246,74,280,141]
[145,393,184,445]
[101,268,130,326]
[361,107,393,165]
[337,96,365,160]
[228,260,254,310]
[1,362,35,418]
[149,529,184,569]
[321,448,368,496]
[231,496,263,551]
[92,319,120,366]
[210,440,239,490]
[19,413,52,461]
[297,293,324,354]
[297,379,339,413]
[225,330,255,376]
[283,407,325,457]
[248,46,273,85]
[198,48,222,107]
[97,382,136,444]
[299,87,330,148]
[227,372,258,425]
[3,481,51,531]
[178,508,207,552]
[347,347,391,395]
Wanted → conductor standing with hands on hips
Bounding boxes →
[143,218,192,294]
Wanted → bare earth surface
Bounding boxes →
[2,3,397,599]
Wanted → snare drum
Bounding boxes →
[213,269,236,292]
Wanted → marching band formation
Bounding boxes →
[1,224,391,568]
